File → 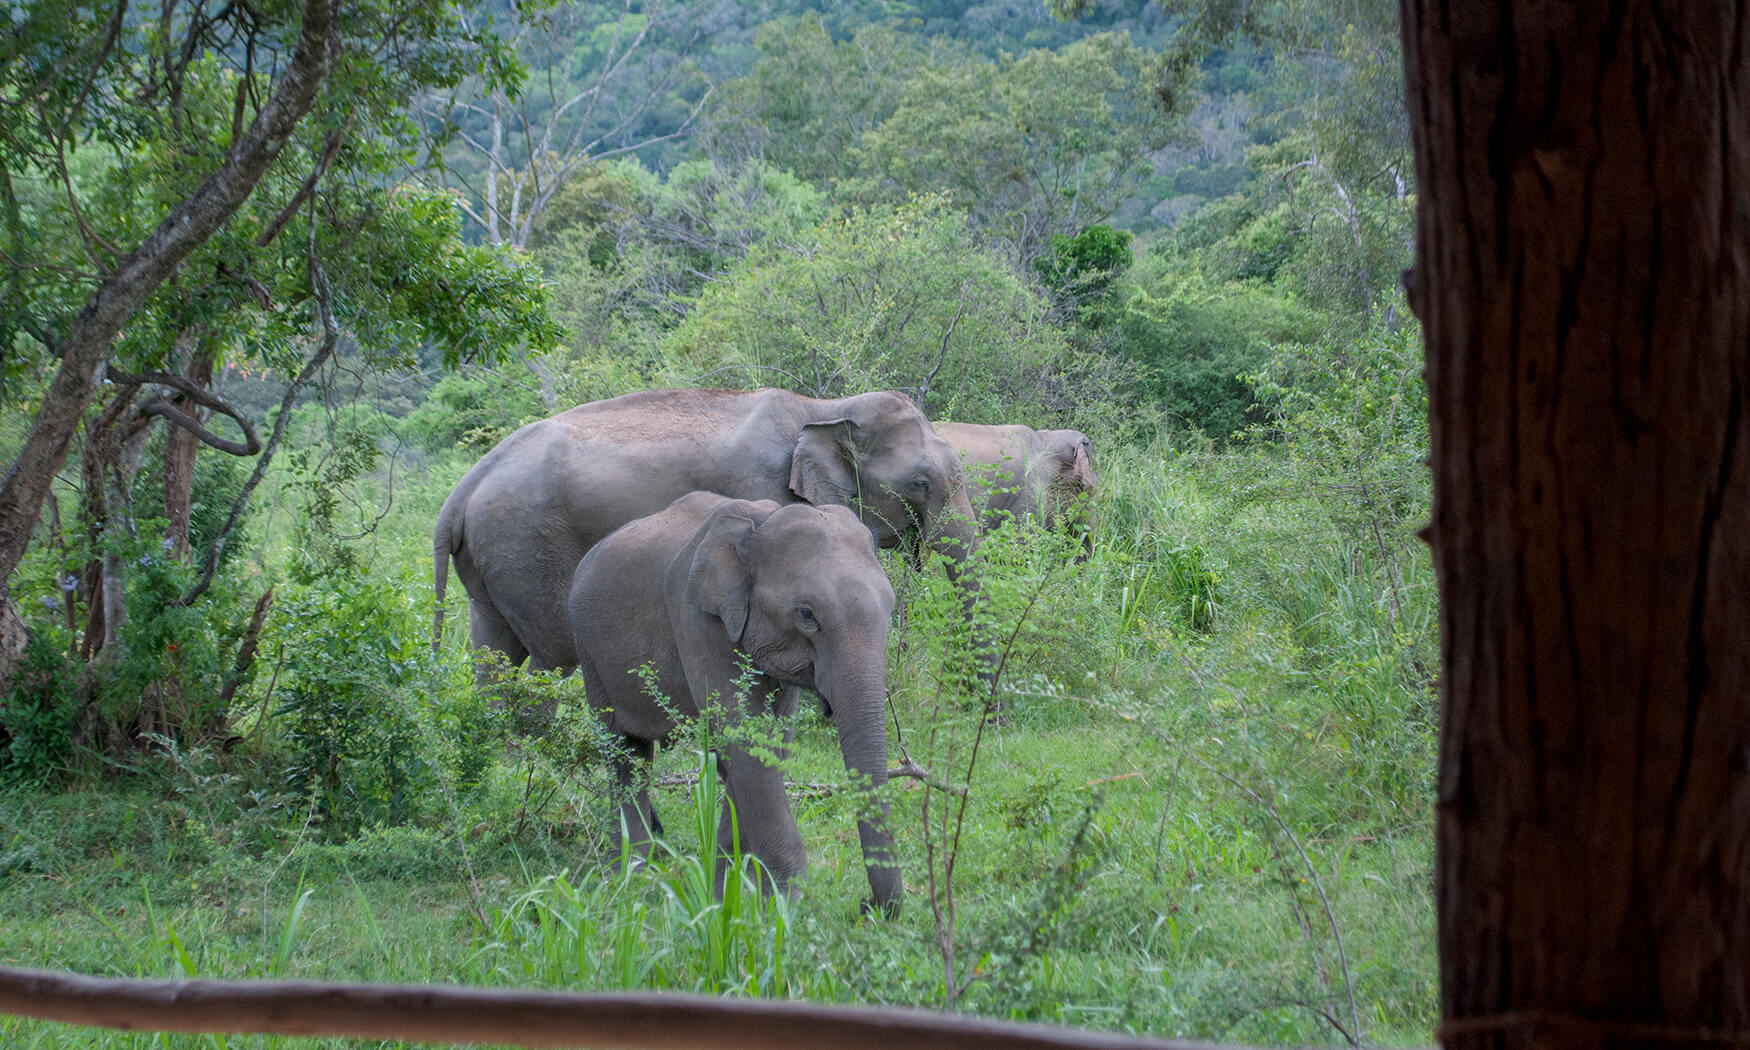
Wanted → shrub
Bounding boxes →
[401,369,545,454]
[665,197,1127,426]
[1035,224,1135,311]
[1113,255,1327,441]
[274,568,452,836]
[0,636,79,787]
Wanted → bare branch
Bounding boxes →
[109,368,262,456]
[255,114,353,248]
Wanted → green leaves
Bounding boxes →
[665,197,1121,423]
[1,0,557,373]
[718,23,1173,267]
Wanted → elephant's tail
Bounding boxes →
[432,489,464,655]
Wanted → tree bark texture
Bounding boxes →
[0,0,340,677]
[164,336,217,561]
[1403,3,1750,1046]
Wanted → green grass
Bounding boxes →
[0,443,1436,1049]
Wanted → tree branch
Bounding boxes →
[171,242,339,608]
[255,114,352,248]
[917,282,969,412]
[109,368,262,456]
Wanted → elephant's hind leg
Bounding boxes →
[469,599,529,673]
[611,735,661,865]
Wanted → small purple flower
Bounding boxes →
[41,595,59,612]
[60,574,78,593]
[161,537,176,552]
[136,554,153,567]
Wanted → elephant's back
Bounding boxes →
[550,388,771,446]
[933,421,1037,468]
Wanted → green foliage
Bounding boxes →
[96,538,250,736]
[1113,254,1329,441]
[535,157,832,403]
[401,369,545,454]
[136,437,259,569]
[0,636,79,787]
[708,17,933,186]
[319,187,565,372]
[1,0,542,375]
[846,32,1175,264]
[667,197,1128,425]
[1035,224,1134,310]
[274,569,457,837]
[717,22,1176,265]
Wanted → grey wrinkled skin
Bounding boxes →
[434,388,977,677]
[932,422,1097,555]
[568,494,901,913]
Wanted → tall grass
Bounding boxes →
[468,748,793,996]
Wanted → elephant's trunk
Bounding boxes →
[928,484,980,567]
[931,487,999,694]
[825,658,902,914]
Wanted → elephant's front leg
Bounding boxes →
[714,726,806,897]
[710,686,805,896]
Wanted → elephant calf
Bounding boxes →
[567,491,901,913]
[932,422,1098,555]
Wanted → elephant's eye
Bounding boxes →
[908,477,930,494]
[796,604,818,629]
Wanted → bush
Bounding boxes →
[1112,256,1327,442]
[274,567,462,836]
[666,197,1129,426]
[401,369,545,454]
[0,636,79,787]
[1035,224,1134,312]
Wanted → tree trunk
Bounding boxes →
[165,336,217,561]
[0,0,340,688]
[1403,3,1750,1046]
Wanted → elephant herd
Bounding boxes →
[434,387,1097,914]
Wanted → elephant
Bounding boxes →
[932,422,1098,555]
[433,388,979,682]
[567,492,901,912]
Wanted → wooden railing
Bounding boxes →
[0,966,1238,1050]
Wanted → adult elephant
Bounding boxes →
[569,493,900,912]
[434,388,978,675]
[932,422,1098,555]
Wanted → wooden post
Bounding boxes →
[1402,3,1750,1046]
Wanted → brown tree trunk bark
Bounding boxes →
[0,0,339,686]
[1403,3,1750,1046]
[164,335,217,561]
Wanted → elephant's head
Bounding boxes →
[789,391,978,568]
[1043,429,1098,556]
[1043,429,1098,499]
[684,500,903,911]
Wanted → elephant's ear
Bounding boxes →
[1072,443,1096,493]
[790,419,859,507]
[686,512,758,645]
[1054,432,1097,493]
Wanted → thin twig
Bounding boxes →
[916,281,968,412]
[1189,751,1362,1047]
